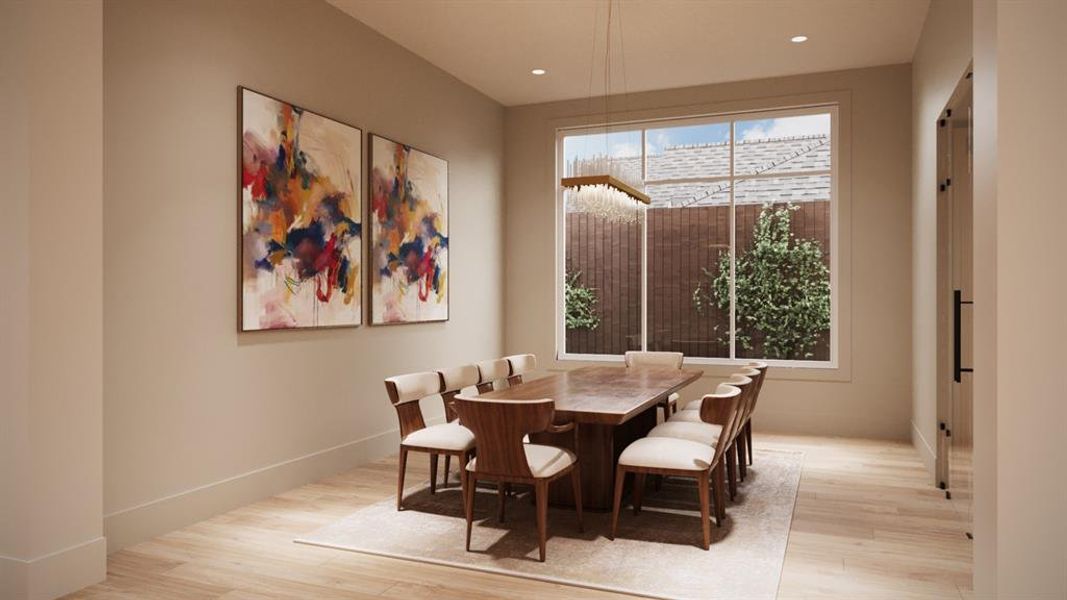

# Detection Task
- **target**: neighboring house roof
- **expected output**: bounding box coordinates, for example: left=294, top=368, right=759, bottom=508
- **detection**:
left=566, top=134, right=831, bottom=208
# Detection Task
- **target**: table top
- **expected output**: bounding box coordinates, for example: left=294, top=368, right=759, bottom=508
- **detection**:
left=478, top=365, right=703, bottom=425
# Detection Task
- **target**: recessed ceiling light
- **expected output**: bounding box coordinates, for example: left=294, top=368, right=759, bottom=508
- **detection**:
left=531, top=68, right=547, bottom=75
left=790, top=35, right=808, bottom=43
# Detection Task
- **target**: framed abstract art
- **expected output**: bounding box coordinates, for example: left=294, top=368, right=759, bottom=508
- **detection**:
left=239, top=87, right=363, bottom=331
left=368, top=134, right=449, bottom=324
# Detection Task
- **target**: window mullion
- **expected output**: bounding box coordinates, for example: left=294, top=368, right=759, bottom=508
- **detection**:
left=729, top=122, right=737, bottom=361
left=640, top=128, right=648, bottom=352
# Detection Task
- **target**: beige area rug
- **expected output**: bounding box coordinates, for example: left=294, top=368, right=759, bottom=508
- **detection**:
left=296, top=449, right=803, bottom=600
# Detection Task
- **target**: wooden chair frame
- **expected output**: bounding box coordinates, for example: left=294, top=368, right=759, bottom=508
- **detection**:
left=475, top=358, right=510, bottom=394
left=743, top=362, right=769, bottom=466
left=610, top=385, right=743, bottom=550
left=730, top=368, right=760, bottom=484
left=386, top=372, right=474, bottom=511
left=504, top=353, right=537, bottom=386
left=436, top=364, right=481, bottom=489
left=624, top=351, right=685, bottom=422
left=454, top=395, right=583, bottom=562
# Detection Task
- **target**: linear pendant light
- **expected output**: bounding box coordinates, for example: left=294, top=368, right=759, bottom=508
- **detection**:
left=560, top=0, right=647, bottom=224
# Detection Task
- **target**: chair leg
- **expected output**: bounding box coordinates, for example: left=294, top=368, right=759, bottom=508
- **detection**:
left=746, top=421, right=754, bottom=465
left=464, top=473, right=476, bottom=552
left=443, top=454, right=452, bottom=488
left=534, top=480, right=548, bottom=562
left=632, top=472, right=646, bottom=515
left=698, top=470, right=711, bottom=550
left=570, top=466, right=584, bottom=533
left=725, top=444, right=738, bottom=500
left=497, top=482, right=507, bottom=523
left=429, top=453, right=439, bottom=495
left=736, top=435, right=747, bottom=481
left=396, top=447, right=409, bottom=511
left=713, top=463, right=726, bottom=525
left=610, top=468, right=626, bottom=540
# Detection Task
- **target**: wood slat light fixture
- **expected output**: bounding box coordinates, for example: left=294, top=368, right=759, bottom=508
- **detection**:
left=559, top=0, right=649, bottom=224
left=560, top=175, right=651, bottom=205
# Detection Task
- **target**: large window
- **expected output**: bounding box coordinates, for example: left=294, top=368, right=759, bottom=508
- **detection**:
left=558, top=106, right=837, bottom=366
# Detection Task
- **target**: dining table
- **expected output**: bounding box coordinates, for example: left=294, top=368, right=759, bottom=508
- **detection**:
left=478, top=365, right=703, bottom=510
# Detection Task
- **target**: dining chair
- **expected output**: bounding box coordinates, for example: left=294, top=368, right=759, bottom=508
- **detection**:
left=624, top=351, right=684, bottom=421
left=385, top=371, right=475, bottom=510
left=437, top=364, right=481, bottom=488
left=475, top=358, right=511, bottom=393
left=610, top=384, right=743, bottom=549
left=668, top=373, right=753, bottom=499
left=743, top=362, right=769, bottom=466
left=504, top=353, right=537, bottom=386
left=453, top=395, right=583, bottom=562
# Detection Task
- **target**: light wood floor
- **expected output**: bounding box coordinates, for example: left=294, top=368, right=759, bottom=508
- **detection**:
left=67, top=434, right=972, bottom=599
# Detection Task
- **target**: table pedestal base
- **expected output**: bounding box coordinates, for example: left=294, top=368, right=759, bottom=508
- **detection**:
left=529, top=406, right=658, bottom=511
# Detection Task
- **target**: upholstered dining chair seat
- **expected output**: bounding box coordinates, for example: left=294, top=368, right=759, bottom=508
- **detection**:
left=618, top=437, right=714, bottom=471
left=466, top=443, right=576, bottom=478
left=402, top=422, right=475, bottom=451
left=647, top=421, right=722, bottom=446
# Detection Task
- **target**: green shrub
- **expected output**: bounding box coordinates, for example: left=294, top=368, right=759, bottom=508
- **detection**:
left=694, top=204, right=830, bottom=360
left=565, top=271, right=600, bottom=330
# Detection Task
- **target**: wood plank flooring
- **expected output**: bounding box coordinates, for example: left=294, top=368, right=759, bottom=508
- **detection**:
left=66, top=434, right=972, bottom=599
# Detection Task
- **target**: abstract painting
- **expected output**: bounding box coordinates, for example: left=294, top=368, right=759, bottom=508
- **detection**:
left=240, top=87, right=362, bottom=331
left=369, top=134, right=449, bottom=324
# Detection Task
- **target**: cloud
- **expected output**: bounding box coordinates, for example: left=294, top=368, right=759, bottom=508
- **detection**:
left=610, top=142, right=642, bottom=157
left=739, top=114, right=830, bottom=142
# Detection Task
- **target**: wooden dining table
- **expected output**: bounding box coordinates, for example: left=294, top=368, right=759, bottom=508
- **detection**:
left=478, top=365, right=703, bottom=510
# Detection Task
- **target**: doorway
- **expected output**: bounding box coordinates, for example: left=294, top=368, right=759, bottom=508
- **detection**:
left=935, top=68, right=973, bottom=536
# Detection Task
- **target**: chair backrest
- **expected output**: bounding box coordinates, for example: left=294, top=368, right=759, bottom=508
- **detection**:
left=504, top=353, right=537, bottom=385
left=697, top=385, right=744, bottom=465
left=384, top=371, right=443, bottom=438
left=741, top=364, right=767, bottom=422
left=712, top=374, right=752, bottom=444
left=624, top=351, right=683, bottom=370
left=438, top=364, right=480, bottom=422
left=453, top=395, right=555, bottom=479
left=747, top=362, right=769, bottom=413
left=475, top=358, right=511, bottom=393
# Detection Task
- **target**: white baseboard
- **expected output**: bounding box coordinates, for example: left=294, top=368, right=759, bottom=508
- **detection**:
left=103, top=423, right=425, bottom=553
left=911, top=420, right=938, bottom=479
left=0, top=536, right=106, bottom=600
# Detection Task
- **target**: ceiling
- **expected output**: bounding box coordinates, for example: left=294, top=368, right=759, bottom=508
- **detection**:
left=328, top=0, right=930, bottom=107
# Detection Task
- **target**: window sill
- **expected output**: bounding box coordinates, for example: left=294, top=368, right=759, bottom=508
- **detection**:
left=554, top=352, right=850, bottom=383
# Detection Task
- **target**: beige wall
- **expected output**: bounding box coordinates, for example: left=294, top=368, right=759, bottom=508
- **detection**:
left=103, top=0, right=504, bottom=551
left=910, top=0, right=973, bottom=476
left=0, top=1, right=106, bottom=598
left=504, top=65, right=913, bottom=439
left=971, top=0, right=998, bottom=591
left=985, top=1, right=1066, bottom=596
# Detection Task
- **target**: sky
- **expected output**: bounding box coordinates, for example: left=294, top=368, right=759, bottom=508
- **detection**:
left=563, top=113, right=830, bottom=162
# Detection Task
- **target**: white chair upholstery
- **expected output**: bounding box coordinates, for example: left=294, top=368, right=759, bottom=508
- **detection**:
left=467, top=443, right=576, bottom=478
left=647, top=421, right=722, bottom=446
left=475, top=358, right=510, bottom=388
left=439, top=364, right=480, bottom=393
left=385, top=371, right=441, bottom=403
left=618, top=437, right=714, bottom=471
left=625, top=351, right=684, bottom=419
left=402, top=422, right=475, bottom=451
left=504, top=353, right=537, bottom=377
left=624, top=351, right=683, bottom=369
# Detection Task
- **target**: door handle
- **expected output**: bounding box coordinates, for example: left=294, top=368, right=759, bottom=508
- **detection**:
left=954, top=289, right=974, bottom=382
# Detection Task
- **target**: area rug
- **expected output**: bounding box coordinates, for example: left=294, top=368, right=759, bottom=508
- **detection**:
left=296, top=449, right=803, bottom=600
